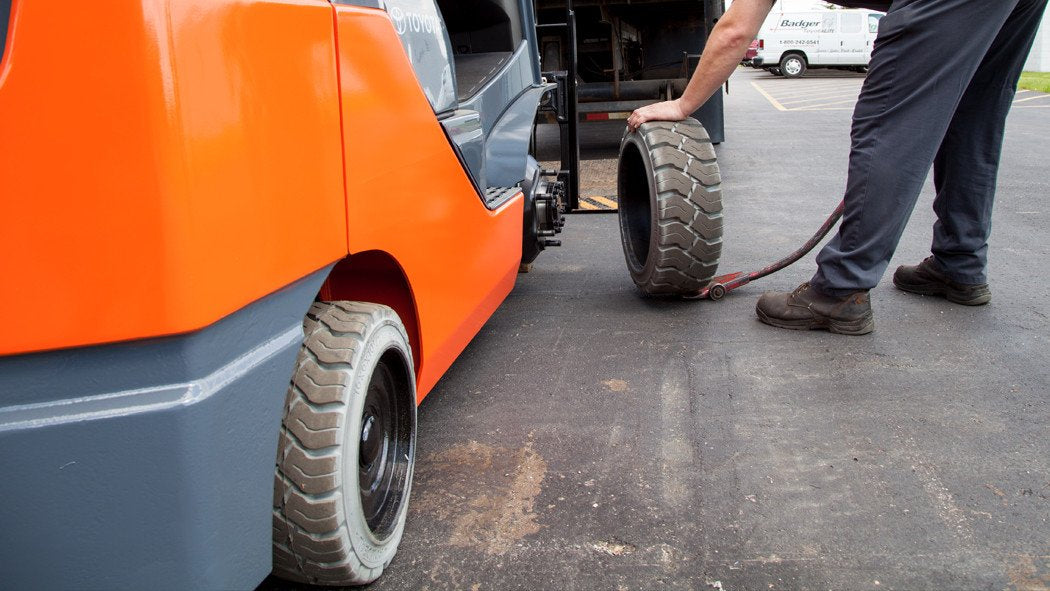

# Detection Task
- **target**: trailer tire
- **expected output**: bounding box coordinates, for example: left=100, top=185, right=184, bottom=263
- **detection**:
left=780, top=53, right=807, bottom=78
left=273, top=301, right=416, bottom=587
left=617, top=119, right=722, bottom=296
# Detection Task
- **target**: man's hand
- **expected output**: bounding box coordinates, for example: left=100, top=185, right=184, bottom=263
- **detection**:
left=627, top=99, right=689, bottom=132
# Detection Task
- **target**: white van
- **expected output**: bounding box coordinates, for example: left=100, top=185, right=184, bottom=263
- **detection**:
left=752, top=9, right=884, bottom=77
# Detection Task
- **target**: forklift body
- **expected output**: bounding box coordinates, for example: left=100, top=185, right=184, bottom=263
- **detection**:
left=0, top=0, right=565, bottom=587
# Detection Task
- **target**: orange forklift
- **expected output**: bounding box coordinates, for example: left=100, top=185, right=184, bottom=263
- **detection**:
left=0, top=0, right=727, bottom=587
left=0, top=0, right=566, bottom=587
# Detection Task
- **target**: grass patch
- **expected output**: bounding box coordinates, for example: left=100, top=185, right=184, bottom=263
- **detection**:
left=1019, top=71, right=1050, bottom=93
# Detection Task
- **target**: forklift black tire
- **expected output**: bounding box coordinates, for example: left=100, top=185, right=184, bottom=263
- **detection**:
left=780, top=53, right=807, bottom=78
left=617, top=118, right=722, bottom=296
left=273, top=301, right=417, bottom=587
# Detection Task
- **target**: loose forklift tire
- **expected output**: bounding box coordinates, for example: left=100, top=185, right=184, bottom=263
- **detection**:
left=617, top=119, right=723, bottom=296
left=273, top=302, right=416, bottom=586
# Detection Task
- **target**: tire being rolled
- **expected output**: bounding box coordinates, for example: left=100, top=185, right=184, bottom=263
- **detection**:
left=617, top=118, right=723, bottom=296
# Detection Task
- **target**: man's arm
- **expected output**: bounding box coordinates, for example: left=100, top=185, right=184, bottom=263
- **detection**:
left=626, top=0, right=776, bottom=131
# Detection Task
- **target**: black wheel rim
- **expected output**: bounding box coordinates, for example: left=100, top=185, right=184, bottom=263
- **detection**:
left=358, top=350, right=412, bottom=540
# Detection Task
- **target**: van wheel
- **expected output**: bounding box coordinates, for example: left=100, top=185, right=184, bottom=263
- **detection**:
left=616, top=119, right=722, bottom=296
left=780, top=54, right=806, bottom=78
left=273, top=302, right=417, bottom=586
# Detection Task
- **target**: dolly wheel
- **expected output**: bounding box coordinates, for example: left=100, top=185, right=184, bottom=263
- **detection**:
left=273, top=302, right=416, bottom=586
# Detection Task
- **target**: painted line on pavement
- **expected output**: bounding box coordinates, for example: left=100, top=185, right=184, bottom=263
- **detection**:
left=751, top=81, right=787, bottom=111
left=795, top=99, right=861, bottom=110
left=577, top=195, right=618, bottom=211
left=1014, top=93, right=1050, bottom=104
left=781, top=94, right=861, bottom=106
left=771, top=86, right=863, bottom=100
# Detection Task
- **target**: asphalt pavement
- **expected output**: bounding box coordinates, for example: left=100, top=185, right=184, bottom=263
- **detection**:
left=276, top=68, right=1050, bottom=590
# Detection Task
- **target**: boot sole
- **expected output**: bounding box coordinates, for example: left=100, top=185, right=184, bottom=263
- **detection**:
left=756, top=307, right=875, bottom=336
left=893, top=279, right=991, bottom=306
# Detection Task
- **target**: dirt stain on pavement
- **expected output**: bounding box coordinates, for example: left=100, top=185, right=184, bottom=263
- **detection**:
left=910, top=459, right=973, bottom=542
left=590, top=540, right=636, bottom=556
left=1007, top=554, right=1050, bottom=591
left=602, top=378, right=629, bottom=392
left=413, top=436, right=547, bottom=555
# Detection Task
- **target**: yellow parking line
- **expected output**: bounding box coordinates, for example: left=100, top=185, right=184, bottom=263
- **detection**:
left=751, top=81, right=787, bottom=111
left=771, top=80, right=862, bottom=87
left=577, top=201, right=598, bottom=210
left=772, top=86, right=863, bottom=99
left=771, top=83, right=847, bottom=91
left=590, top=195, right=618, bottom=208
left=768, top=80, right=848, bottom=87
left=781, top=94, right=861, bottom=106
left=779, top=93, right=862, bottom=105
left=765, top=88, right=848, bottom=99
left=794, top=98, right=860, bottom=110
left=1014, top=93, right=1050, bottom=104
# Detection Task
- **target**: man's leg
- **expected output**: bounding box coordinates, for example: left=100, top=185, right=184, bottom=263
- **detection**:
left=809, top=0, right=1026, bottom=296
left=927, top=0, right=1048, bottom=285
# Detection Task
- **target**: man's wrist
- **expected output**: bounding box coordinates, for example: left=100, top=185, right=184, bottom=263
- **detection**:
left=676, top=96, right=698, bottom=116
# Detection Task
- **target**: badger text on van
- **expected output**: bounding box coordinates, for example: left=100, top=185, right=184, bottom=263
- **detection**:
left=751, top=8, right=885, bottom=77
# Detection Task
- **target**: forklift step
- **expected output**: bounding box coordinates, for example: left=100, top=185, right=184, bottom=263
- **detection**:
left=484, top=186, right=520, bottom=208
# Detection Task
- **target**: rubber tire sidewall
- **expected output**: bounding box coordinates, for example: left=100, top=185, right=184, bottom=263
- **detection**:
left=618, top=132, right=660, bottom=282
left=342, top=319, right=417, bottom=571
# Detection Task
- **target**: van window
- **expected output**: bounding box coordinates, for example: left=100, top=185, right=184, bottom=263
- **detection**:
left=821, top=13, right=836, bottom=33
left=868, top=13, right=883, bottom=33
left=840, top=13, right=861, bottom=34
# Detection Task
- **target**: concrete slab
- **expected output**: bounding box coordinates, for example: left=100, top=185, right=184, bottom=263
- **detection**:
left=266, top=68, right=1050, bottom=590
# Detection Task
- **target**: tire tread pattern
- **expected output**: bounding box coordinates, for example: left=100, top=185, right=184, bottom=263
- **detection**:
left=272, top=301, right=399, bottom=586
left=634, top=119, right=724, bottom=294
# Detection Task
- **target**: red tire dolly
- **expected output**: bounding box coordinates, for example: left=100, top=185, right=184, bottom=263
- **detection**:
left=687, top=200, right=845, bottom=301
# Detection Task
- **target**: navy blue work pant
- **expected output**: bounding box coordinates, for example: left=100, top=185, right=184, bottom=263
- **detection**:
left=810, top=0, right=1049, bottom=295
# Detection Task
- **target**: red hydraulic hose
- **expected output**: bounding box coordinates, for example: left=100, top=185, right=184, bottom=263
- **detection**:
left=687, top=199, right=846, bottom=300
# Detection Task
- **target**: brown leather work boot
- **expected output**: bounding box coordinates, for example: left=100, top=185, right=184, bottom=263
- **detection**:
left=755, top=282, right=875, bottom=335
left=893, top=257, right=991, bottom=306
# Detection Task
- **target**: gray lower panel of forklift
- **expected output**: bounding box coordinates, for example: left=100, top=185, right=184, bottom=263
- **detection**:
left=0, top=266, right=332, bottom=590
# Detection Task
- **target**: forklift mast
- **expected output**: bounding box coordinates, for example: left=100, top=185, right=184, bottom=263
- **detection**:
left=535, top=0, right=726, bottom=147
